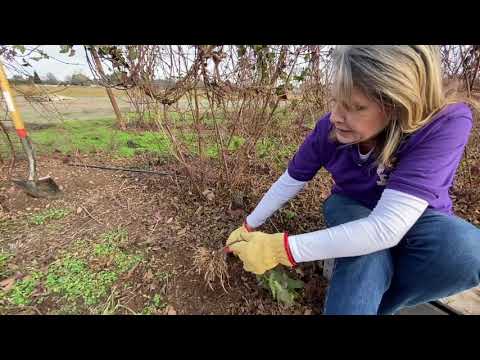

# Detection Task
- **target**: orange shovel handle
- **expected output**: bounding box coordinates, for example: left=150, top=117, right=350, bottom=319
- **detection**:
left=0, top=62, right=28, bottom=138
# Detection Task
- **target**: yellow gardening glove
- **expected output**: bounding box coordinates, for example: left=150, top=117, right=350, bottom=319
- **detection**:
left=226, top=231, right=296, bottom=275
left=225, top=220, right=255, bottom=249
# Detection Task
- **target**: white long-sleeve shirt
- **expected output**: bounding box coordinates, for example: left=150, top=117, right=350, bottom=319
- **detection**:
left=246, top=169, right=428, bottom=263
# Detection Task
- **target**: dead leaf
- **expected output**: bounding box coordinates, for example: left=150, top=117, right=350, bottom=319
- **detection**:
left=177, top=228, right=187, bottom=236
left=76, top=207, right=83, bottom=214
left=166, top=217, right=173, bottom=224
left=7, top=263, right=19, bottom=271
left=202, top=189, right=215, bottom=201
left=123, top=265, right=137, bottom=281
left=166, top=305, right=177, bottom=315
left=143, top=270, right=154, bottom=282
left=0, top=277, right=16, bottom=292
left=153, top=210, right=162, bottom=221
left=471, top=164, right=480, bottom=176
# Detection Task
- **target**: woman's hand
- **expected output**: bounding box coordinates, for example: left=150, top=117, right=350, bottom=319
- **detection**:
left=225, top=221, right=254, bottom=249
left=226, top=230, right=296, bottom=275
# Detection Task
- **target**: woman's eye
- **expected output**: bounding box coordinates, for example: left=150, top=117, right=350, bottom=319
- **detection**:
left=354, top=105, right=366, bottom=111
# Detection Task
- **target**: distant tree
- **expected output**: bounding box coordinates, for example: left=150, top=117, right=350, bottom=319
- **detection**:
left=33, top=71, right=42, bottom=84
left=104, top=70, right=125, bottom=84
left=45, top=72, right=58, bottom=85
left=11, top=74, right=27, bottom=84
left=70, top=72, right=92, bottom=86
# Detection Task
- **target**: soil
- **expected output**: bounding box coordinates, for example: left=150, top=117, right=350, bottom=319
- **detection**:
left=0, top=153, right=330, bottom=315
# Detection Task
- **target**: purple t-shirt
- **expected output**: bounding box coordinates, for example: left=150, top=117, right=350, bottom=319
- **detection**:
left=287, top=103, right=473, bottom=214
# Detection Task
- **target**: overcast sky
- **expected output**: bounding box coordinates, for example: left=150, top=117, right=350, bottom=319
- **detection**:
left=4, top=45, right=93, bottom=81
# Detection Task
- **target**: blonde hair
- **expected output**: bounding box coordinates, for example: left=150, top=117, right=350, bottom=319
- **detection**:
left=330, top=45, right=479, bottom=169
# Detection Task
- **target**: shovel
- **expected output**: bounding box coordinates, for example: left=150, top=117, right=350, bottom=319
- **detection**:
left=0, top=62, right=61, bottom=199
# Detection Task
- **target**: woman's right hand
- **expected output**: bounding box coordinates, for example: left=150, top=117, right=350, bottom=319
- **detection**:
left=243, top=220, right=254, bottom=232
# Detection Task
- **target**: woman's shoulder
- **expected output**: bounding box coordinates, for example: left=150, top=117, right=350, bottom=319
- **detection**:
left=435, top=102, right=473, bottom=123
left=400, top=102, right=473, bottom=152
left=416, top=102, right=473, bottom=137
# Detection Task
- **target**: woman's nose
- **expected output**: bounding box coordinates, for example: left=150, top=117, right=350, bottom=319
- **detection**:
left=332, top=108, right=346, bottom=124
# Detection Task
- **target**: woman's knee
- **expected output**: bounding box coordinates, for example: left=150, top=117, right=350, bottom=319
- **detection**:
left=323, top=194, right=371, bottom=227
left=433, top=217, right=480, bottom=286
left=455, top=226, right=480, bottom=286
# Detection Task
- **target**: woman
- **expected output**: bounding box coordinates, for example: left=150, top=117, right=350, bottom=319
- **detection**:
left=226, top=45, right=480, bottom=315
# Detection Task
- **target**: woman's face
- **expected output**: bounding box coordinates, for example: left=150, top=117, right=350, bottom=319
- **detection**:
left=330, top=87, right=390, bottom=145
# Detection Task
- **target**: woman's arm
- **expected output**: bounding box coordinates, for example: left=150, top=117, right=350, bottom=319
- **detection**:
left=246, top=170, right=306, bottom=228
left=246, top=114, right=334, bottom=228
left=287, top=189, right=428, bottom=262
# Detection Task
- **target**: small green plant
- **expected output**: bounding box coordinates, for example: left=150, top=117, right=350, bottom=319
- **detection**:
left=95, top=229, right=143, bottom=273
left=51, top=303, right=80, bottom=315
left=101, top=228, right=128, bottom=243
left=43, top=229, right=142, bottom=308
left=152, top=294, right=167, bottom=309
left=115, top=253, right=143, bottom=273
left=142, top=294, right=167, bottom=315
left=45, top=255, right=118, bottom=306
left=0, top=252, right=13, bottom=278
left=7, top=272, right=42, bottom=306
left=93, top=242, right=117, bottom=257
left=257, top=268, right=304, bottom=306
left=157, top=271, right=174, bottom=283
left=283, top=209, right=297, bottom=220
left=30, top=208, right=69, bottom=225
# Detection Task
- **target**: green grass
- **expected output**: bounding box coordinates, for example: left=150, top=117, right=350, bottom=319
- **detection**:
left=30, top=118, right=171, bottom=158
left=29, top=208, right=69, bottom=225
left=256, top=138, right=298, bottom=168
left=28, top=116, right=298, bottom=165
left=124, top=110, right=225, bottom=127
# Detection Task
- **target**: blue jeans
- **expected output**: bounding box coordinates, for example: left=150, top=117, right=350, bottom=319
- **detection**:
left=322, top=194, right=480, bottom=315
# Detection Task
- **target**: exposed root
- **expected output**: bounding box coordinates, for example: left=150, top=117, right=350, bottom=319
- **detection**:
left=191, top=246, right=229, bottom=293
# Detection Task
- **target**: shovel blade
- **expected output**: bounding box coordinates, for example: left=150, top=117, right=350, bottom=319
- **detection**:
left=12, top=176, right=62, bottom=199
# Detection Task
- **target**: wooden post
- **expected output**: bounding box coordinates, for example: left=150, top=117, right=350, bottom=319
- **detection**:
left=89, top=47, right=126, bottom=130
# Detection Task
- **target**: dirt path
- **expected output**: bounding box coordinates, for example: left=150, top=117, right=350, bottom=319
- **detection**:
left=6, top=96, right=133, bottom=125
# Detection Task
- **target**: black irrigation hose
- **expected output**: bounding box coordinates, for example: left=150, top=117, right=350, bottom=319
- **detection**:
left=67, top=163, right=173, bottom=176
